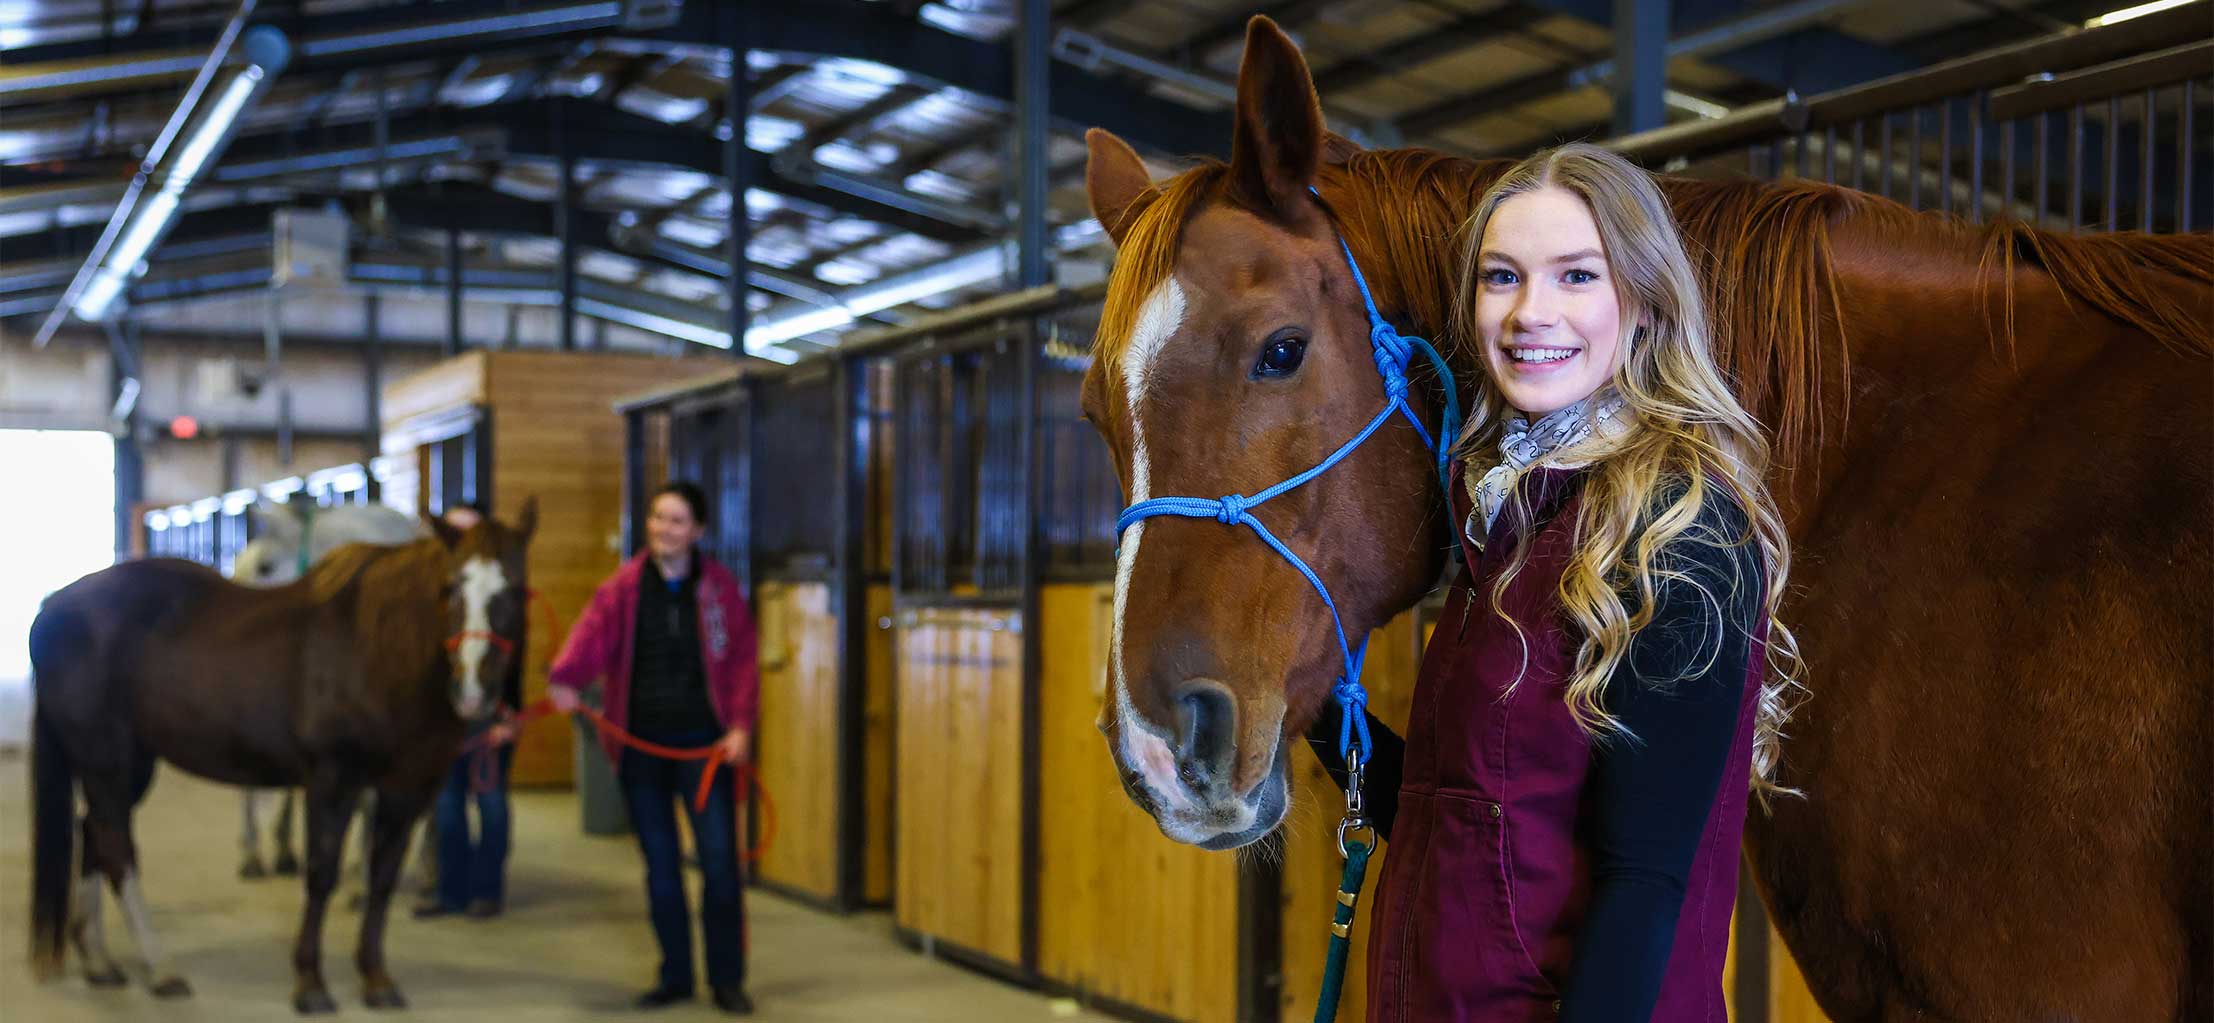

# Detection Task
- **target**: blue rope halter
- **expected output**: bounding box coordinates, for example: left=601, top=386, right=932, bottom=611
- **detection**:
left=1114, top=194, right=1461, bottom=782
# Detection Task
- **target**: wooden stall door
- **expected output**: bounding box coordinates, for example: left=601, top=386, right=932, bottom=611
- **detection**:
left=893, top=605, right=1025, bottom=964
left=754, top=580, right=842, bottom=900
left=1039, top=582, right=1241, bottom=1022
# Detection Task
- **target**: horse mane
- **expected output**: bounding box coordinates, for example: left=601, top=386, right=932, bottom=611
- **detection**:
left=1664, top=178, right=2214, bottom=455
left=302, top=540, right=406, bottom=603
left=1319, top=150, right=2214, bottom=463
left=1098, top=145, right=2212, bottom=465
left=1317, top=148, right=1508, bottom=347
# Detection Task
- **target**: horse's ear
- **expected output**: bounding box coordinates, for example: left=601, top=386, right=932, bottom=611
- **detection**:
left=1321, top=131, right=1362, bottom=166
left=425, top=512, right=462, bottom=549
left=1229, top=15, right=1325, bottom=216
left=1085, top=128, right=1153, bottom=247
left=513, top=496, right=538, bottom=544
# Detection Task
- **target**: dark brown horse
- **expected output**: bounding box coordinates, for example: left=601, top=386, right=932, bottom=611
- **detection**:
left=1088, top=17, right=2210, bottom=1021
left=28, top=500, right=536, bottom=1013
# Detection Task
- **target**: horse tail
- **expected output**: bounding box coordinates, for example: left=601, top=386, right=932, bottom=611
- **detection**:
left=27, top=602, right=79, bottom=981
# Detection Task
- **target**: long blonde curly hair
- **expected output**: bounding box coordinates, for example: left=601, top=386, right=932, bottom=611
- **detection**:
left=1449, top=143, right=1805, bottom=797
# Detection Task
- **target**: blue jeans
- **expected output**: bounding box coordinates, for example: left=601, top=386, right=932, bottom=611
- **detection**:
left=619, top=727, right=746, bottom=992
left=433, top=743, right=513, bottom=909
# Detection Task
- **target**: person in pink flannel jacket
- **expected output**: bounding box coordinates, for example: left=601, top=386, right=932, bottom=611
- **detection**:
left=548, top=480, right=759, bottom=1016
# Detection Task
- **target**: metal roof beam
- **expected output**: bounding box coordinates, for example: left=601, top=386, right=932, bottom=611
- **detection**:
left=508, top=101, right=992, bottom=242
left=0, top=0, right=662, bottom=104
left=11, top=98, right=994, bottom=244
left=1524, top=0, right=1919, bottom=94
left=640, top=0, right=1230, bottom=158
left=1399, top=0, right=1917, bottom=140
left=1314, top=5, right=1569, bottom=96
left=1178, top=0, right=1342, bottom=65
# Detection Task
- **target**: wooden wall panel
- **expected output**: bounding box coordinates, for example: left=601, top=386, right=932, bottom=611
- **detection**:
left=488, top=352, right=704, bottom=788
left=863, top=583, right=895, bottom=905
left=380, top=351, right=703, bottom=788
left=754, top=581, right=842, bottom=899
left=1037, top=583, right=1240, bottom=1022
left=380, top=350, right=486, bottom=430
left=893, top=605, right=1024, bottom=965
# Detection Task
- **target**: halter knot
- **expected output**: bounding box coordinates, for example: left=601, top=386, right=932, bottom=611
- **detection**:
left=1332, top=675, right=1368, bottom=710
left=1215, top=494, right=1249, bottom=525
left=1369, top=326, right=1413, bottom=400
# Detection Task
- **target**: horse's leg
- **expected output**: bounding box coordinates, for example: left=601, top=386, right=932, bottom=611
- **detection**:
left=408, top=811, right=440, bottom=897
left=240, top=790, right=268, bottom=878
left=272, top=789, right=300, bottom=876
left=356, top=788, right=428, bottom=1009
left=292, top=776, right=359, bottom=1015
left=345, top=796, right=375, bottom=912
left=69, top=819, right=125, bottom=987
left=84, top=754, right=190, bottom=997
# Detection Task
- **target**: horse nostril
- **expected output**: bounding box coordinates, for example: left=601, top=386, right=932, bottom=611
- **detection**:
left=1173, top=683, right=1236, bottom=794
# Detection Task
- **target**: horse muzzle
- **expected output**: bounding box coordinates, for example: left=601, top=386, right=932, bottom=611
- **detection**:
left=1105, top=678, right=1289, bottom=849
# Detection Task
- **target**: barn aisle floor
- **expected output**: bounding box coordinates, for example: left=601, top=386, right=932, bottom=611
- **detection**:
left=0, top=731, right=1109, bottom=1021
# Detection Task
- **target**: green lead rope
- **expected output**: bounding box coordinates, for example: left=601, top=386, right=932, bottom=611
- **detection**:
left=294, top=502, right=318, bottom=577
left=1312, top=834, right=1376, bottom=1023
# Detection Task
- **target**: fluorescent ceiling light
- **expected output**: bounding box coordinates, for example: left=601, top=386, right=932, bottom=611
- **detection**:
left=1665, top=90, right=1731, bottom=120
left=750, top=306, right=855, bottom=345
left=166, top=67, right=261, bottom=189
left=107, top=189, right=179, bottom=273
left=2084, top=0, right=2193, bottom=27
left=73, top=269, right=128, bottom=321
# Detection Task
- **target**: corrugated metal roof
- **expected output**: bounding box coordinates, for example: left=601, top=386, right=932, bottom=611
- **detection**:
left=0, top=0, right=2137, bottom=355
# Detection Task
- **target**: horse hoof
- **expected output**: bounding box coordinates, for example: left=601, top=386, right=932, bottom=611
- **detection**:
left=294, top=987, right=337, bottom=1015
left=152, top=976, right=193, bottom=999
left=273, top=854, right=300, bottom=876
left=85, top=968, right=128, bottom=988
left=364, top=983, right=409, bottom=1010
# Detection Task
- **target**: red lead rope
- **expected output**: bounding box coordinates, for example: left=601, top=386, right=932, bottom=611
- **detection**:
left=457, top=591, right=777, bottom=862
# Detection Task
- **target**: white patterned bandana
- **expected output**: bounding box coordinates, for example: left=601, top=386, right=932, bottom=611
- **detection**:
left=1465, top=391, right=1633, bottom=550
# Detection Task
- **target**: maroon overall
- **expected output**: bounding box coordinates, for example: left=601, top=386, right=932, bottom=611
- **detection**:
left=1364, top=463, right=1764, bottom=1022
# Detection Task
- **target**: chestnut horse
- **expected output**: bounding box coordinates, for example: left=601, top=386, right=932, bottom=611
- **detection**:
left=1088, top=17, right=2209, bottom=1022
left=28, top=501, right=536, bottom=1012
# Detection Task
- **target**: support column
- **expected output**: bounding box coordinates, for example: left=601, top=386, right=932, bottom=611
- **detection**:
left=445, top=225, right=464, bottom=356
left=1013, top=0, right=1050, bottom=289
left=363, top=293, right=383, bottom=462
left=1612, top=0, right=1669, bottom=136
left=557, top=104, right=578, bottom=352
left=721, top=1, right=753, bottom=359
left=110, top=322, right=143, bottom=564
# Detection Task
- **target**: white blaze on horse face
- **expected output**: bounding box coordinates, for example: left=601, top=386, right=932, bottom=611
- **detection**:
left=1111, top=277, right=1189, bottom=810
left=456, top=557, right=508, bottom=717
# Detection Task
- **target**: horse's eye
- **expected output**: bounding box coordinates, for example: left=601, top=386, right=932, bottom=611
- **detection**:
left=1253, top=336, right=1306, bottom=378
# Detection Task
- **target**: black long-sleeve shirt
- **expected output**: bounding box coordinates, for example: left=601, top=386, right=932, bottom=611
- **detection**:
left=1307, top=499, right=1760, bottom=1022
